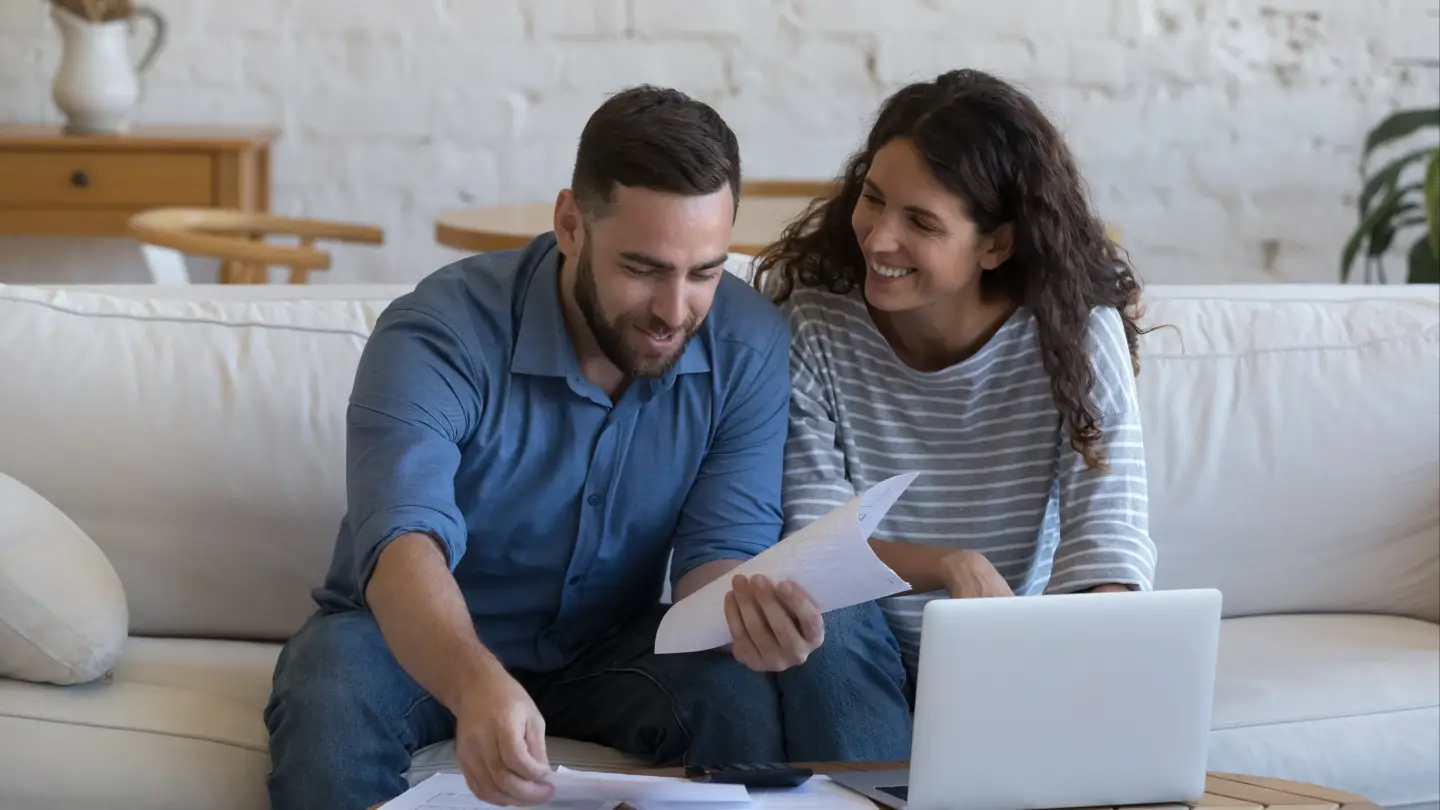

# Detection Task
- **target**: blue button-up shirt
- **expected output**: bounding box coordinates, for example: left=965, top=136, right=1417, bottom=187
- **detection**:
left=314, top=233, right=791, bottom=673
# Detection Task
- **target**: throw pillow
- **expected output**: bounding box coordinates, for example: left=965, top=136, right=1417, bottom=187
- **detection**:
left=0, top=471, right=128, bottom=685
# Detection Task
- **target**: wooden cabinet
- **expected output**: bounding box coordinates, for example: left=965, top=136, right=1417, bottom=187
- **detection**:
left=0, top=125, right=276, bottom=238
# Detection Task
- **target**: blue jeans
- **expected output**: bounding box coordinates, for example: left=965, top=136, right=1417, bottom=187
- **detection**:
left=264, top=601, right=912, bottom=810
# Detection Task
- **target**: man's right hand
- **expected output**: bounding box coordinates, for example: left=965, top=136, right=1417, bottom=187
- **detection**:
left=453, top=672, right=555, bottom=806
left=939, top=549, right=1014, bottom=599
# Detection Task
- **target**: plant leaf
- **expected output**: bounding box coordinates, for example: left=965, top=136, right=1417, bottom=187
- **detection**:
left=1359, top=147, right=1434, bottom=216
left=1341, top=182, right=1422, bottom=281
left=1408, top=238, right=1440, bottom=283
left=1424, top=149, right=1440, bottom=257
left=1363, top=108, right=1440, bottom=164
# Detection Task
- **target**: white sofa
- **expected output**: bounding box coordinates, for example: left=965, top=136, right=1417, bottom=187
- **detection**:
left=0, top=279, right=1436, bottom=810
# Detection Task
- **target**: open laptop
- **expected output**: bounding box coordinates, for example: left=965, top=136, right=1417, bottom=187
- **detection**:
left=831, top=588, right=1222, bottom=810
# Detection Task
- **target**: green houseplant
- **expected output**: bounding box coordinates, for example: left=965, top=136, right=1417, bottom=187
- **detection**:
left=1341, top=106, right=1440, bottom=284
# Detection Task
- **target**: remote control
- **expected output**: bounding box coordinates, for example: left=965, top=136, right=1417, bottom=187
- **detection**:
left=684, top=763, right=813, bottom=788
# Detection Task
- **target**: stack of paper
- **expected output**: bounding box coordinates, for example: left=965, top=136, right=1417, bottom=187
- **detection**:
left=631, top=775, right=879, bottom=809
left=380, top=768, right=748, bottom=809
left=655, top=472, right=920, bottom=654
left=380, top=770, right=877, bottom=809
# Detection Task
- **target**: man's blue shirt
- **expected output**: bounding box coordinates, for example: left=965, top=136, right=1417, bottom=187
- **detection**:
left=314, top=233, right=791, bottom=673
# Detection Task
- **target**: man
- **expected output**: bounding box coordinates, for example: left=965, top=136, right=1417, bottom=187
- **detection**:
left=263, top=85, right=913, bottom=810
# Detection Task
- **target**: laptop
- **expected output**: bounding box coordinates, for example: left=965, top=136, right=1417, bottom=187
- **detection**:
left=831, top=588, right=1222, bottom=810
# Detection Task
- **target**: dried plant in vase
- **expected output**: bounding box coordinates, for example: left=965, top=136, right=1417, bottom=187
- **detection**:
left=45, top=0, right=166, bottom=133
left=47, top=0, right=135, bottom=23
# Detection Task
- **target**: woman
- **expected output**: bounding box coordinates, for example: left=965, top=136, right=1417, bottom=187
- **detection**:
left=753, top=69, right=1158, bottom=679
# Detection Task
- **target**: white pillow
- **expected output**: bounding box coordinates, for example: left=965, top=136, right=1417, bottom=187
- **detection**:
left=0, top=471, right=128, bottom=684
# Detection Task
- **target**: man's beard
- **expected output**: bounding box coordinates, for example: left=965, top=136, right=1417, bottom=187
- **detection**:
left=574, top=243, right=697, bottom=379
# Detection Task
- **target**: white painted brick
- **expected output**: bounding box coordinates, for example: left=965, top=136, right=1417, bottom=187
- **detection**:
left=436, top=0, right=528, bottom=40
left=432, top=89, right=525, bottom=143
left=202, top=0, right=291, bottom=33
left=559, top=42, right=728, bottom=94
left=241, top=33, right=410, bottom=93
left=291, top=0, right=448, bottom=36
left=4, top=0, right=1439, bottom=289
left=152, top=32, right=243, bottom=86
left=790, top=0, right=947, bottom=34
left=730, top=39, right=876, bottom=97
left=632, top=0, right=781, bottom=37
left=494, top=139, right=579, bottom=203
left=425, top=41, right=563, bottom=93
left=294, top=90, right=438, bottom=139
left=529, top=0, right=627, bottom=38
left=512, top=91, right=601, bottom=145
left=0, top=2, right=45, bottom=33
left=267, top=137, right=352, bottom=188
left=874, top=38, right=1036, bottom=87
left=0, top=35, right=40, bottom=78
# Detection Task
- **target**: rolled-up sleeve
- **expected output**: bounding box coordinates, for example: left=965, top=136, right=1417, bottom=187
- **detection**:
left=331, top=305, right=482, bottom=607
left=1046, top=308, right=1157, bottom=594
left=668, top=316, right=791, bottom=589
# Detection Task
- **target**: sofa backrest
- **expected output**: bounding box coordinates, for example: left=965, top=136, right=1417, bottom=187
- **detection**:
left=0, top=281, right=1435, bottom=640
left=1134, top=285, right=1438, bottom=622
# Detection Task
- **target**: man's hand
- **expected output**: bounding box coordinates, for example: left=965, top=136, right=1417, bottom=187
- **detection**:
left=452, top=672, right=554, bottom=807
left=723, top=574, right=825, bottom=672
left=938, top=549, right=1014, bottom=599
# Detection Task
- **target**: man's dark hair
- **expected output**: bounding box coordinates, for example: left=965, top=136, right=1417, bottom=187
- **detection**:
left=571, top=85, right=741, bottom=220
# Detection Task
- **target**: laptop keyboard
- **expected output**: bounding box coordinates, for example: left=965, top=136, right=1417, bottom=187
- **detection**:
left=879, top=785, right=909, bottom=799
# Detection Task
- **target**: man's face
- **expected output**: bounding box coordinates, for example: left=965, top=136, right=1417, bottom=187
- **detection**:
left=570, top=184, right=735, bottom=378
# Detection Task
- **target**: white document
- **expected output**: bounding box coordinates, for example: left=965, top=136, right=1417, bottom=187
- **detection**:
left=655, top=472, right=919, bottom=654
left=632, top=775, right=879, bottom=810
left=379, top=769, right=749, bottom=809
left=546, top=768, right=749, bottom=802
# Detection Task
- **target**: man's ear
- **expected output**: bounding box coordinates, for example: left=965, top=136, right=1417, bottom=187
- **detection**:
left=553, top=189, right=584, bottom=257
left=979, top=222, right=1015, bottom=271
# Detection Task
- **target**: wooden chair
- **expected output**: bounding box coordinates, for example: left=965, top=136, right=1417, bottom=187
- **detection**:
left=741, top=179, right=839, bottom=199
left=127, top=207, right=385, bottom=284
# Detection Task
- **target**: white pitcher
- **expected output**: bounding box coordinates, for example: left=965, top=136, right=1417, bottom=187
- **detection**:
left=50, top=3, right=166, bottom=134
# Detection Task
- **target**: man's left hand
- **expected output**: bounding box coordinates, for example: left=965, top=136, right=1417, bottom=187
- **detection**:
left=723, top=574, right=825, bottom=672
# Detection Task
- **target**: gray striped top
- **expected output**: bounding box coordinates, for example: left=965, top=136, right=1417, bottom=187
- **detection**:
left=778, top=286, right=1157, bottom=676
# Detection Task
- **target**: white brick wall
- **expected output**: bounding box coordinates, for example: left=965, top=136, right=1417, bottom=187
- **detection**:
left=1, top=0, right=1436, bottom=284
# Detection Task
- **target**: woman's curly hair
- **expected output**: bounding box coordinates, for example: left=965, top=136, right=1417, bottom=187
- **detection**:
left=752, top=69, right=1150, bottom=471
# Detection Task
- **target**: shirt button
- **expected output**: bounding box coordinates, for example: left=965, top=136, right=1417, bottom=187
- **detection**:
left=587, top=494, right=601, bottom=506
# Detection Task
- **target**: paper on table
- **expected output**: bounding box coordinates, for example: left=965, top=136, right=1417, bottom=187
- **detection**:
left=378, top=769, right=749, bottom=809
left=655, top=472, right=919, bottom=654
left=630, top=775, right=879, bottom=810
left=547, top=768, right=750, bottom=803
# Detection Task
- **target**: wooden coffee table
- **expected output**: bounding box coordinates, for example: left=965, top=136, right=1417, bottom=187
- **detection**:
left=633, top=762, right=1381, bottom=809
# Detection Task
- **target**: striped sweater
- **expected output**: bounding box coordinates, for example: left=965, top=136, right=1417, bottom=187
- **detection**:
left=779, top=286, right=1157, bottom=676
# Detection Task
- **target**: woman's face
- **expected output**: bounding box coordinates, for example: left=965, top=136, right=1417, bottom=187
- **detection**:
left=851, top=137, right=1011, bottom=313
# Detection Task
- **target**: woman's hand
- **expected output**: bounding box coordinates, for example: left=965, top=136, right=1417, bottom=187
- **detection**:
left=938, top=549, right=1014, bottom=599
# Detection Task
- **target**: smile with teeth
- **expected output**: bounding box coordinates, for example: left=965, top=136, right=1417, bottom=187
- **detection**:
left=638, top=327, right=678, bottom=345
left=869, top=260, right=917, bottom=279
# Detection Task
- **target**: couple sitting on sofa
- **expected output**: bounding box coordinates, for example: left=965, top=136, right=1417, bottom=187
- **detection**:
left=263, top=69, right=1158, bottom=810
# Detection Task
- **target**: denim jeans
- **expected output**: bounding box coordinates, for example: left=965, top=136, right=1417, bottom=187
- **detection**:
left=264, top=601, right=912, bottom=810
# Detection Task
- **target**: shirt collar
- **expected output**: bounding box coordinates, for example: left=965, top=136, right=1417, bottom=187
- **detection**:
left=510, top=234, right=713, bottom=386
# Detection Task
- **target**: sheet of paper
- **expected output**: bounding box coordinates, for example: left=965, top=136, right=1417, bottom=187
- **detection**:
left=379, top=770, right=749, bottom=809
left=631, top=775, right=878, bottom=810
left=655, top=472, right=919, bottom=654
left=548, top=768, right=750, bottom=802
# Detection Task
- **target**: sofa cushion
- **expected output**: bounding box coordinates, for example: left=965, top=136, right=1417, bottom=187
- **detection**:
left=0, top=284, right=401, bottom=641
left=1208, top=613, right=1440, bottom=808
left=1136, top=286, right=1440, bottom=622
left=0, top=636, right=647, bottom=810
left=0, top=471, right=128, bottom=685
left=0, top=637, right=276, bottom=810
